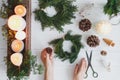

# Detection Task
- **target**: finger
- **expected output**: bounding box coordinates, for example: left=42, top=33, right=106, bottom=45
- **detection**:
left=84, top=59, right=88, bottom=71
left=78, top=58, right=87, bottom=73
left=74, top=64, right=79, bottom=75
left=41, top=49, right=47, bottom=59
left=50, top=52, right=53, bottom=60
left=41, top=49, right=47, bottom=65
left=46, top=53, right=50, bottom=62
left=82, top=58, right=87, bottom=72
left=46, top=53, right=51, bottom=65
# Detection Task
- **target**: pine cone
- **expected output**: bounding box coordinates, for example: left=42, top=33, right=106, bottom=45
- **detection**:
left=87, top=35, right=100, bottom=47
left=101, top=50, right=107, bottom=56
left=79, top=19, right=91, bottom=32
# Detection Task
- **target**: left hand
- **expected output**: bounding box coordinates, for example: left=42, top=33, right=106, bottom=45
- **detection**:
left=73, top=58, right=87, bottom=80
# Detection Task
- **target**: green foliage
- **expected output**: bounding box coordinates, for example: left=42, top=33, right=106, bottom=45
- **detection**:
left=7, top=50, right=31, bottom=80
left=7, top=0, right=23, bottom=16
left=7, top=51, right=43, bottom=80
left=30, top=54, right=44, bottom=75
left=1, top=24, right=8, bottom=40
left=104, top=0, right=120, bottom=17
left=0, top=0, right=23, bottom=19
left=34, top=0, right=77, bottom=32
left=0, top=0, right=8, bottom=18
left=19, top=0, right=23, bottom=2
left=8, top=71, right=29, bottom=80
left=49, top=31, right=83, bottom=63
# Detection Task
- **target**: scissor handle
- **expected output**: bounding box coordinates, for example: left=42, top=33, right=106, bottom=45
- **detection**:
left=92, top=72, right=98, bottom=78
left=84, top=72, right=88, bottom=78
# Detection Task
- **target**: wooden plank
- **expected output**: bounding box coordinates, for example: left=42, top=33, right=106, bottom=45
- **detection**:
left=24, top=0, right=31, bottom=52
left=7, top=0, right=31, bottom=78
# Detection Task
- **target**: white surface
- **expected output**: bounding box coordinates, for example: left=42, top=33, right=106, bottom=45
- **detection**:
left=1, top=0, right=120, bottom=80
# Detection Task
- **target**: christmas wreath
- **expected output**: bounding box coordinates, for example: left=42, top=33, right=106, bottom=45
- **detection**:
left=34, top=0, right=77, bottom=32
left=49, top=31, right=83, bottom=63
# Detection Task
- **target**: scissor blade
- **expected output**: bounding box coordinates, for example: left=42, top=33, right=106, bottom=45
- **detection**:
left=85, top=64, right=89, bottom=73
left=86, top=51, right=91, bottom=62
left=86, top=51, right=92, bottom=66
left=90, top=51, right=92, bottom=61
left=86, top=51, right=89, bottom=60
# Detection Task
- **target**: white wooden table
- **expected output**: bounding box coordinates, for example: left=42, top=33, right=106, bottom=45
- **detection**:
left=1, top=0, right=120, bottom=80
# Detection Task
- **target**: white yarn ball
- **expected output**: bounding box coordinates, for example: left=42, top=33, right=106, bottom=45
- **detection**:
left=95, top=21, right=112, bottom=35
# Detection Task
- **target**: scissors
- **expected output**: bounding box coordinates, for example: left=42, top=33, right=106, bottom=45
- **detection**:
left=84, top=51, right=98, bottom=78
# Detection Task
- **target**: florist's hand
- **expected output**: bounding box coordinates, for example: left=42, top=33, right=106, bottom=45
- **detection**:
left=41, top=47, right=53, bottom=68
left=73, top=58, right=87, bottom=80
left=41, top=47, right=53, bottom=80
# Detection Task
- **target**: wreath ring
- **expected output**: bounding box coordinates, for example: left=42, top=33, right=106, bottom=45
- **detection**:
left=34, top=0, right=77, bottom=32
left=49, top=31, right=83, bottom=63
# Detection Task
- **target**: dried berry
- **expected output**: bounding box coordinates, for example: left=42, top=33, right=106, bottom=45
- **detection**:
left=79, top=19, right=91, bottom=32
left=87, top=35, right=100, bottom=47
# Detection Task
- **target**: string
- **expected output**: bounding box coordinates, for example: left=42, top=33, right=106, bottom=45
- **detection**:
left=111, top=20, right=120, bottom=25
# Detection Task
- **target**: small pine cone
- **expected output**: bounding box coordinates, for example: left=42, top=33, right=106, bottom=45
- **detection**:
left=79, top=19, right=91, bottom=32
left=87, top=35, right=100, bottom=47
left=101, top=50, right=107, bottom=56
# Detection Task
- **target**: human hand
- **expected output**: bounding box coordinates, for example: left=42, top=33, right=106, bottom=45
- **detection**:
left=41, top=47, right=53, bottom=68
left=41, top=47, right=53, bottom=80
left=73, top=58, right=87, bottom=80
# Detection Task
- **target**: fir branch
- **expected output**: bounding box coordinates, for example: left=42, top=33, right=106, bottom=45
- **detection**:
left=1, top=24, right=8, bottom=40
left=0, top=0, right=8, bottom=18
left=34, top=0, right=77, bottom=32
left=30, top=54, right=44, bottom=75
left=7, top=51, right=31, bottom=80
left=49, top=31, right=83, bottom=63
left=7, top=51, right=44, bottom=80
left=104, top=0, right=120, bottom=17
left=37, top=65, right=44, bottom=74
left=0, top=0, right=23, bottom=19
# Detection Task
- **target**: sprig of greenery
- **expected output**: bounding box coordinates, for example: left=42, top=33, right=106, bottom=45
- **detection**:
left=0, top=0, right=23, bottom=19
left=7, top=51, right=43, bottom=80
left=0, top=0, right=8, bottom=18
left=49, top=31, right=83, bottom=63
left=8, top=71, right=29, bottom=80
left=0, top=0, right=24, bottom=19
left=34, top=0, right=77, bottom=32
left=1, top=24, right=8, bottom=40
left=104, top=0, right=120, bottom=17
left=19, top=0, right=23, bottom=2
left=30, top=53, right=44, bottom=75
left=7, top=50, right=30, bottom=80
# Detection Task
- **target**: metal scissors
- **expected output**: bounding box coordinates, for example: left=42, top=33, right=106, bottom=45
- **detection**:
left=84, top=51, right=98, bottom=78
